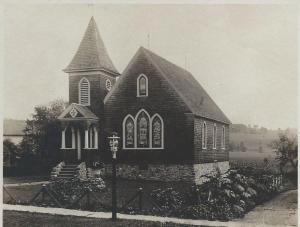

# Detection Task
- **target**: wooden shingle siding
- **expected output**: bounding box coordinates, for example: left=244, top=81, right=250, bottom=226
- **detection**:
left=193, top=117, right=229, bottom=163
left=104, top=52, right=194, bottom=164
left=69, top=73, right=116, bottom=116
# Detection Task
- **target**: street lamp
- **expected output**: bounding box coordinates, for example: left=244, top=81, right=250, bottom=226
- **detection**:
left=108, top=132, right=120, bottom=221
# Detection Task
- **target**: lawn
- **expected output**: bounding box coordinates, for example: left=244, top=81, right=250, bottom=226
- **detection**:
left=3, top=178, right=191, bottom=211
left=4, top=175, right=50, bottom=184
left=3, top=211, right=202, bottom=227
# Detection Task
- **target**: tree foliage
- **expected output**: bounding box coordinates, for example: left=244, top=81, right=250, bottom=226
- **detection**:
left=271, top=133, right=298, bottom=173
left=20, top=99, right=67, bottom=162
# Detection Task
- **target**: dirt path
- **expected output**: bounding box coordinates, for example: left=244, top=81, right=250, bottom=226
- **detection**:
left=236, top=190, right=297, bottom=227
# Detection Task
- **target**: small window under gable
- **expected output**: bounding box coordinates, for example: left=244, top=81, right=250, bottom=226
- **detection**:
left=137, top=74, right=148, bottom=97
left=79, top=77, right=90, bottom=106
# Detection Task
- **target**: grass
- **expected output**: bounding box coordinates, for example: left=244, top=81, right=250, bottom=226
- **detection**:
left=3, top=179, right=191, bottom=211
left=3, top=211, right=206, bottom=227
left=4, top=175, right=50, bottom=184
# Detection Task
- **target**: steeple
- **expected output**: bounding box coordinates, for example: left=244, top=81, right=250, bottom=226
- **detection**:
left=64, top=17, right=119, bottom=76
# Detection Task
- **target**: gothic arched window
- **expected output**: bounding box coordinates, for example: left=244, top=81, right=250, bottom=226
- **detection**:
left=213, top=124, right=217, bottom=149
left=123, top=115, right=135, bottom=148
left=202, top=121, right=207, bottom=149
left=79, top=77, right=90, bottom=106
left=136, top=110, right=150, bottom=148
left=151, top=114, right=164, bottom=148
left=221, top=126, right=226, bottom=149
left=137, top=74, right=148, bottom=97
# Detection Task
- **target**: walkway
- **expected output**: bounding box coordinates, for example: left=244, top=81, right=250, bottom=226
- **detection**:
left=3, top=197, right=296, bottom=227
left=234, top=189, right=297, bottom=227
left=4, top=181, right=49, bottom=187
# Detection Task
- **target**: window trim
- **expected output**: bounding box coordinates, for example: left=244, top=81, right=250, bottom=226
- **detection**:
left=105, top=79, right=112, bottom=91
left=137, top=74, right=148, bottom=97
left=202, top=121, right=207, bottom=149
left=221, top=126, right=226, bottom=149
left=213, top=123, right=217, bottom=149
left=122, top=109, right=164, bottom=150
left=78, top=77, right=90, bottom=106
left=150, top=114, right=164, bottom=149
left=122, top=114, right=135, bottom=149
left=135, top=109, right=151, bottom=148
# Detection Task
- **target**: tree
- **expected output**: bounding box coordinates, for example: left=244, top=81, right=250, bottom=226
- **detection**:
left=20, top=99, right=67, bottom=163
left=3, top=139, right=20, bottom=167
left=271, top=133, right=298, bottom=174
left=240, top=142, right=247, bottom=152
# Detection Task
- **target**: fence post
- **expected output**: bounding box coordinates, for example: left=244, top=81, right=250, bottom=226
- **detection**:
left=138, top=187, right=143, bottom=211
left=87, top=189, right=90, bottom=208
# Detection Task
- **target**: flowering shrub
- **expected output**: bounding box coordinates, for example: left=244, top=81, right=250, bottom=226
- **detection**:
left=47, top=177, right=106, bottom=206
left=147, top=167, right=280, bottom=221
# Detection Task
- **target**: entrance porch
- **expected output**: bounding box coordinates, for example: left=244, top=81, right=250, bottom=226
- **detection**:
left=58, top=103, right=100, bottom=164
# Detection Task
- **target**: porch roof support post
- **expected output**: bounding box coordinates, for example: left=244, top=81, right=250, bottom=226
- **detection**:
left=89, top=127, right=93, bottom=148
left=61, top=129, right=66, bottom=149
left=71, top=127, right=76, bottom=149
left=85, top=129, right=89, bottom=149
left=94, top=127, right=98, bottom=149
left=77, top=128, right=81, bottom=160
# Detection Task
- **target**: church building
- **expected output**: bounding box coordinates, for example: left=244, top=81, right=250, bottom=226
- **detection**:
left=57, top=17, right=231, bottom=184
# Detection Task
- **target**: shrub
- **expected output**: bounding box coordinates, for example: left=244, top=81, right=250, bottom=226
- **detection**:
left=47, top=177, right=106, bottom=206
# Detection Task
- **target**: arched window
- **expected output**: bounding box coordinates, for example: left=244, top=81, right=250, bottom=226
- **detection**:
left=123, top=115, right=135, bottom=148
left=137, top=74, right=148, bottom=97
left=213, top=124, right=217, bottom=149
left=136, top=109, right=150, bottom=148
left=221, top=126, right=226, bottom=149
left=151, top=114, right=164, bottom=148
left=79, top=77, right=90, bottom=105
left=202, top=121, right=207, bottom=149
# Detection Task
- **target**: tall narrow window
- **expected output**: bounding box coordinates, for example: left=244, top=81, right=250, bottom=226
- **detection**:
left=213, top=124, right=217, bottom=149
left=79, top=78, right=90, bottom=105
left=136, top=110, right=150, bottom=148
left=137, top=74, right=148, bottom=97
left=221, top=126, right=226, bottom=149
left=202, top=122, right=207, bottom=149
left=123, top=115, right=135, bottom=148
left=151, top=114, right=164, bottom=148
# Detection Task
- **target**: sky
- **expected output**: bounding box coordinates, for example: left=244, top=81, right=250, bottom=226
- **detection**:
left=2, top=4, right=298, bottom=129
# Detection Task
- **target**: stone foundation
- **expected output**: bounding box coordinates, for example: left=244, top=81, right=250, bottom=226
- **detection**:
left=101, top=161, right=230, bottom=184
left=103, top=164, right=195, bottom=182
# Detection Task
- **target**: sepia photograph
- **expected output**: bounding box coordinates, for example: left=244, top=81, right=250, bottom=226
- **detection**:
left=1, top=2, right=298, bottom=226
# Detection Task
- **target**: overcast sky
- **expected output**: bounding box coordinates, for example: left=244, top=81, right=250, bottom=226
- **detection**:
left=3, top=4, right=297, bottom=129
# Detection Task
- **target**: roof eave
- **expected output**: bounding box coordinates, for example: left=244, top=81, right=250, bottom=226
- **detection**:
left=63, top=67, right=120, bottom=76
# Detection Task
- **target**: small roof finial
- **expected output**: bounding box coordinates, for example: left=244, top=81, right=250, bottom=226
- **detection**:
left=147, top=33, right=150, bottom=49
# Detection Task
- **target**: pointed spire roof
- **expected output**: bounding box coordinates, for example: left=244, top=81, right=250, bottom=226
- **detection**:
left=64, top=17, right=119, bottom=75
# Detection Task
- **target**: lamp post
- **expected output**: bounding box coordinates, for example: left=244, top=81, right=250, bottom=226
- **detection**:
left=108, top=133, right=120, bottom=222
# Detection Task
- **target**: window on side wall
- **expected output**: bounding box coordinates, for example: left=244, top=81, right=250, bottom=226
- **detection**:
left=202, top=121, right=207, bottom=149
left=213, top=124, right=217, bottom=149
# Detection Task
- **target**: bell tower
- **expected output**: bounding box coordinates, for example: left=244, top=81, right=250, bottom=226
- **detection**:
left=63, top=17, right=120, bottom=117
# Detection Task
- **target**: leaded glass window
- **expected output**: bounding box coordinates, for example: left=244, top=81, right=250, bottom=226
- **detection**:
left=137, top=111, right=150, bottom=147
left=152, top=115, right=163, bottom=148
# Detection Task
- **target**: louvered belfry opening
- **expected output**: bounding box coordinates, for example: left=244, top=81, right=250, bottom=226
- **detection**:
left=79, top=78, right=90, bottom=105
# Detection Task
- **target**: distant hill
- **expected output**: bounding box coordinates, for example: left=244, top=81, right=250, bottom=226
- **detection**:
left=229, top=124, right=297, bottom=153
left=3, top=119, right=26, bottom=136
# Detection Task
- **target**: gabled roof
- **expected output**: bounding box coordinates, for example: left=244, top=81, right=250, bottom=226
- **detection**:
left=64, top=17, right=119, bottom=76
left=58, top=103, right=98, bottom=121
left=105, top=47, right=230, bottom=124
